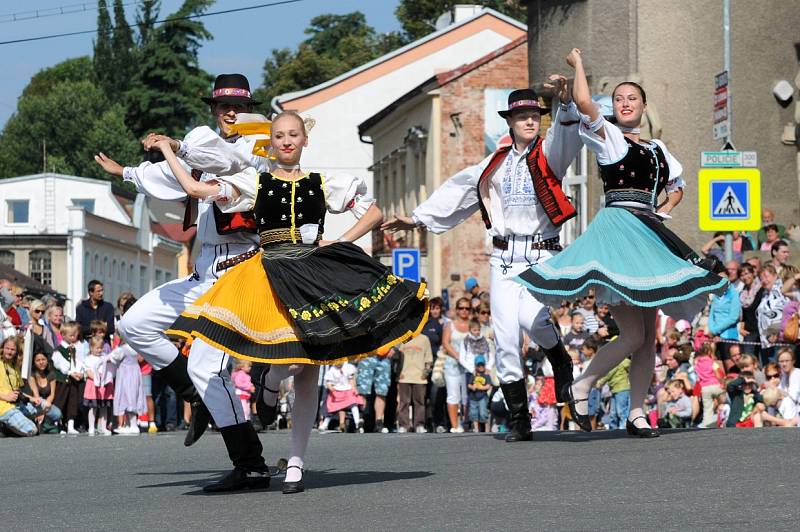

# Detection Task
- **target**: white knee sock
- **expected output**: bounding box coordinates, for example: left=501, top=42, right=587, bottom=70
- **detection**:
left=88, top=408, right=97, bottom=431
left=287, top=365, right=320, bottom=483
left=262, top=364, right=302, bottom=406
left=97, top=407, right=107, bottom=432
left=351, top=405, right=361, bottom=426
left=572, top=306, right=645, bottom=415
left=628, top=309, right=657, bottom=428
left=127, top=412, right=138, bottom=428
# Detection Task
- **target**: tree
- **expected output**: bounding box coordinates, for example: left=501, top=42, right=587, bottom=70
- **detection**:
left=93, top=0, right=115, bottom=95
left=395, top=1, right=526, bottom=42
left=136, top=0, right=161, bottom=47
left=111, top=0, right=136, bottom=91
left=253, top=12, right=406, bottom=112
left=22, top=57, right=93, bottom=99
left=0, top=79, right=139, bottom=181
left=124, top=0, right=214, bottom=137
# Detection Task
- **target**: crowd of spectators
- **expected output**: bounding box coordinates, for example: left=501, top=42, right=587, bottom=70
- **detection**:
left=2, top=207, right=800, bottom=438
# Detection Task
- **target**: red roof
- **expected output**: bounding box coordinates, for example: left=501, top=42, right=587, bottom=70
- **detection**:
left=435, top=35, right=526, bottom=86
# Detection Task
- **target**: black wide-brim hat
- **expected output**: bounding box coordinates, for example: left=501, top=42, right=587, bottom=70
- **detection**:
left=202, top=73, right=261, bottom=106
left=498, top=88, right=550, bottom=118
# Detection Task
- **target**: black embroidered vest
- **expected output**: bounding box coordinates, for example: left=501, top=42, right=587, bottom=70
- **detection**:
left=254, top=172, right=327, bottom=244
left=598, top=137, right=670, bottom=205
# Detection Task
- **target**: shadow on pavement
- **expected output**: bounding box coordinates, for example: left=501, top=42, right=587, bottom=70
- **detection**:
left=491, top=427, right=703, bottom=442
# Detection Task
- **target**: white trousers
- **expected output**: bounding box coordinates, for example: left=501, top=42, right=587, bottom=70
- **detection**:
left=489, top=237, right=559, bottom=384
left=117, top=242, right=254, bottom=428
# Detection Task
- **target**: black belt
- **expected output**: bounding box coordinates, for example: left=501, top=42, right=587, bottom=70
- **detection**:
left=215, top=249, right=259, bottom=272
left=492, top=236, right=562, bottom=251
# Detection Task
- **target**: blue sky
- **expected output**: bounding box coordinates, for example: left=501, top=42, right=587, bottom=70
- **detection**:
left=0, top=0, right=403, bottom=127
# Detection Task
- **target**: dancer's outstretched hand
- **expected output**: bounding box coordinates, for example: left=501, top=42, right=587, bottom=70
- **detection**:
left=94, top=152, right=123, bottom=176
left=544, top=74, right=570, bottom=103
left=142, top=133, right=179, bottom=152
left=566, top=48, right=582, bottom=68
left=380, top=215, right=416, bottom=233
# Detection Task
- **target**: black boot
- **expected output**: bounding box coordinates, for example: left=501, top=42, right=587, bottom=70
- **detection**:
left=152, top=355, right=211, bottom=447
left=255, top=365, right=279, bottom=427
left=542, top=340, right=574, bottom=403
left=203, top=423, right=270, bottom=493
left=500, top=380, right=532, bottom=442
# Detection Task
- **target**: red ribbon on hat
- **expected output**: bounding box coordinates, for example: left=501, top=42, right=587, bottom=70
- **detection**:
left=213, top=88, right=251, bottom=98
left=509, top=99, right=541, bottom=110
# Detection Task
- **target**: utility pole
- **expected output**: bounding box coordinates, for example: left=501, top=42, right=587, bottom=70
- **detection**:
left=42, top=137, right=47, bottom=173
left=722, top=0, right=733, bottom=261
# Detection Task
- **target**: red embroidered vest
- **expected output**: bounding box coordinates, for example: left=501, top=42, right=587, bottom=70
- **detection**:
left=477, top=138, right=576, bottom=229
left=183, top=169, right=257, bottom=234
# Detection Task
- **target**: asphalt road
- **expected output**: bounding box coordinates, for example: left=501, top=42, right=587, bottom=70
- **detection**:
left=2, top=427, right=798, bottom=531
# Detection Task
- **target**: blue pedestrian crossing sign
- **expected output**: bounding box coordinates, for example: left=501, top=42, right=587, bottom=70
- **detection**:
left=698, top=168, right=761, bottom=231
left=392, top=248, right=421, bottom=283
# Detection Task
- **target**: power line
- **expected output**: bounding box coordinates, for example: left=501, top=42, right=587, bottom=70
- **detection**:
left=0, top=2, right=146, bottom=24
left=0, top=0, right=305, bottom=45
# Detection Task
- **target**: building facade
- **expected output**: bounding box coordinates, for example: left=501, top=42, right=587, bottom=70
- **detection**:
left=274, top=7, right=528, bottom=251
left=359, top=36, right=589, bottom=307
left=526, top=0, right=800, bottom=247
left=0, top=174, right=182, bottom=315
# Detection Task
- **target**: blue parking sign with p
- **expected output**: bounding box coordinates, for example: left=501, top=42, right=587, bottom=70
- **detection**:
left=392, top=248, right=420, bottom=283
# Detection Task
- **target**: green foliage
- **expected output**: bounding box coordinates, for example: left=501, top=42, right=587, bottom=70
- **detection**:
left=253, top=12, right=406, bottom=112
left=111, top=0, right=137, bottom=90
left=395, top=1, right=526, bottom=42
left=0, top=80, right=139, bottom=181
left=22, top=57, right=93, bottom=99
left=135, top=0, right=161, bottom=47
left=93, top=0, right=115, bottom=94
left=124, top=0, right=214, bottom=137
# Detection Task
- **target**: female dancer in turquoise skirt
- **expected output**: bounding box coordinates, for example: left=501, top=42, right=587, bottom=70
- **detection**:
left=516, top=49, right=727, bottom=437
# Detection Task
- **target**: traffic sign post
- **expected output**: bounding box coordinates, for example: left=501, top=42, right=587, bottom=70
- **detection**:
left=713, top=70, right=730, bottom=140
left=392, top=248, right=421, bottom=283
left=698, top=168, right=761, bottom=232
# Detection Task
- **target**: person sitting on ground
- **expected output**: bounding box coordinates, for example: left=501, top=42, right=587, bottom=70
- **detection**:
left=659, top=379, right=693, bottom=428
left=726, top=371, right=764, bottom=428
left=529, top=374, right=558, bottom=431
left=22, top=350, right=62, bottom=433
left=759, top=387, right=800, bottom=427
left=0, top=337, right=60, bottom=436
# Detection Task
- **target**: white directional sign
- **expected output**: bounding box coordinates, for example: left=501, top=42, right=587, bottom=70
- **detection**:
left=713, top=70, right=730, bottom=140
left=701, top=151, right=757, bottom=168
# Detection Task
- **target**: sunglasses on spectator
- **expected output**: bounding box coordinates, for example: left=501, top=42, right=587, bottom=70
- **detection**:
left=32, top=308, right=44, bottom=314
left=457, top=306, right=471, bottom=311
left=479, top=310, right=490, bottom=315
left=766, top=373, right=780, bottom=379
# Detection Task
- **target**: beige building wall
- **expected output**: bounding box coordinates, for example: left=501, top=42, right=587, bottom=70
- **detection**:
left=527, top=0, right=800, bottom=247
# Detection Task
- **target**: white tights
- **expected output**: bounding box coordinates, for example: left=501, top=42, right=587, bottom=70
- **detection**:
left=88, top=406, right=107, bottom=432
left=572, top=305, right=657, bottom=428
left=262, top=364, right=320, bottom=483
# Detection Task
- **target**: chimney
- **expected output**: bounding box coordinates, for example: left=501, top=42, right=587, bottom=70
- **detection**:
left=434, top=4, right=484, bottom=31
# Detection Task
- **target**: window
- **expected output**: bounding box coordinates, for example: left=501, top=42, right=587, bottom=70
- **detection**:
left=6, top=200, right=29, bottom=224
left=71, top=199, right=95, bottom=213
left=0, top=250, right=14, bottom=267
left=29, top=250, right=52, bottom=286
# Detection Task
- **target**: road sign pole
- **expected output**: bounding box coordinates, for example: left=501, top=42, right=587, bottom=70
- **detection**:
left=724, top=233, right=733, bottom=262
left=723, top=0, right=732, bottom=147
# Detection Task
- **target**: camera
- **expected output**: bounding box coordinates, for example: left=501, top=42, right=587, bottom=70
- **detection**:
left=15, top=393, right=29, bottom=407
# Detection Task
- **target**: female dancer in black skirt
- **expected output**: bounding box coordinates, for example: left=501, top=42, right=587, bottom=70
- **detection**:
left=155, top=111, right=428, bottom=492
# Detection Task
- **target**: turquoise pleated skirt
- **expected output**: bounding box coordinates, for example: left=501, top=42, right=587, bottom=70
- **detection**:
left=515, top=206, right=727, bottom=319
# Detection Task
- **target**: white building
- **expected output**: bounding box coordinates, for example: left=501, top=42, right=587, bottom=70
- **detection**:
left=0, top=173, right=182, bottom=315
left=273, top=6, right=527, bottom=251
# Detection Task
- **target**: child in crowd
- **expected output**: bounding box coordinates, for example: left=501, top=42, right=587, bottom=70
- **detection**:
left=694, top=342, right=725, bottom=428
left=51, top=322, right=86, bottom=435
left=109, top=338, right=146, bottom=435
left=395, top=334, right=433, bottom=433
left=87, top=320, right=112, bottom=353
left=460, top=319, right=495, bottom=373
left=321, top=362, right=362, bottom=432
left=660, top=380, right=693, bottom=428
left=725, top=371, right=764, bottom=428
left=466, top=355, right=492, bottom=432
left=581, top=335, right=603, bottom=430
left=231, top=360, right=255, bottom=421
left=82, top=336, right=115, bottom=435
left=597, top=357, right=631, bottom=430
left=759, top=387, right=800, bottom=426
left=529, top=375, right=558, bottom=431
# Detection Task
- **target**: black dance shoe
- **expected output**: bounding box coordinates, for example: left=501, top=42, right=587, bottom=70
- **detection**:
left=562, top=383, right=592, bottom=432
left=184, top=400, right=211, bottom=447
left=203, top=467, right=270, bottom=493
left=282, top=465, right=305, bottom=494
left=625, top=416, right=660, bottom=438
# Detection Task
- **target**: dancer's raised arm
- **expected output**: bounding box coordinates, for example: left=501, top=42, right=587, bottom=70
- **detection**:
left=567, top=48, right=602, bottom=134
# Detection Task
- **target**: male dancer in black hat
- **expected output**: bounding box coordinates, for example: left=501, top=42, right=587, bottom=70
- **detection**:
left=96, top=74, right=271, bottom=491
left=382, top=76, right=581, bottom=442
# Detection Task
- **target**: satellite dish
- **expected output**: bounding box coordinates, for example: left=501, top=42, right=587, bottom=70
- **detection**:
left=35, top=218, right=47, bottom=233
